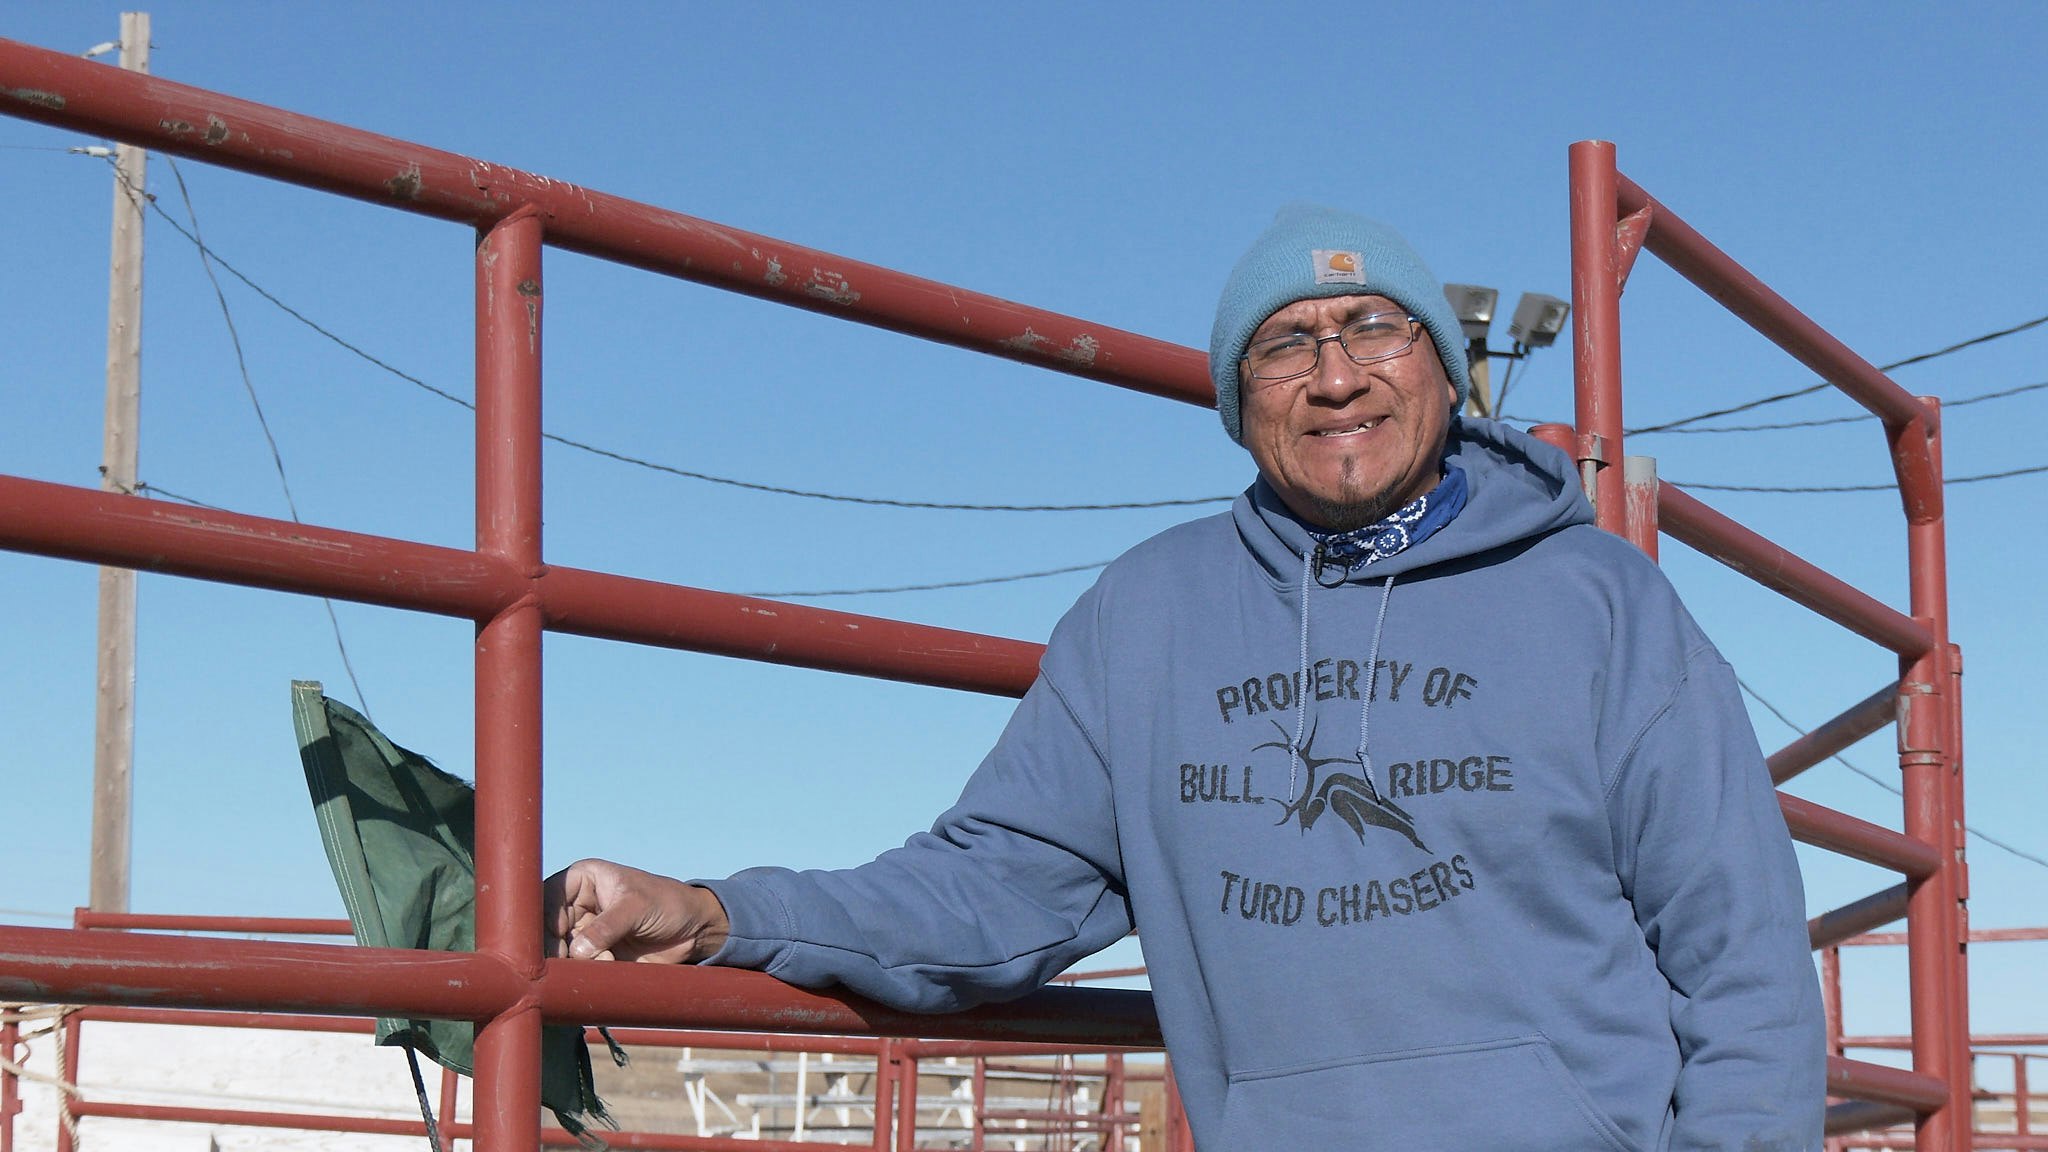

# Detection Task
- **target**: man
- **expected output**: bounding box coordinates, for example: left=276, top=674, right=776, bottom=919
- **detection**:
left=547, top=205, right=1826, bottom=1151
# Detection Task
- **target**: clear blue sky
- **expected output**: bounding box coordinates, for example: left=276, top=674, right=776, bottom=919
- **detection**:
left=3, top=3, right=2042, bottom=1050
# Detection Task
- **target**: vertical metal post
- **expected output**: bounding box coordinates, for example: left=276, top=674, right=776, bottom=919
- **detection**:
left=471, top=205, right=546, bottom=1152
left=1894, top=398, right=1963, bottom=1152
left=1822, top=946, right=1847, bottom=1152
left=1105, top=1051, right=1125, bottom=1152
left=1568, top=140, right=1627, bottom=535
left=0, top=1009, right=18, bottom=1152
left=1623, top=455, right=1659, bottom=560
left=872, top=1039, right=897, bottom=1152
left=2018, top=1056, right=2033, bottom=1138
left=971, top=1056, right=986, bottom=1152
left=438, top=1062, right=460, bottom=1137
left=1943, top=636, right=1971, bottom=1146
left=89, top=9, right=150, bottom=916
left=896, top=1050, right=920, bottom=1152
left=1163, top=1063, right=1193, bottom=1152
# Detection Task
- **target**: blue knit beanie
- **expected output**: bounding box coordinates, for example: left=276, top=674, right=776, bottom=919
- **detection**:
left=1209, top=205, right=1470, bottom=443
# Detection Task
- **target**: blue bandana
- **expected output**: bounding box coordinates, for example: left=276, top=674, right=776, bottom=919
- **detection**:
left=1310, top=464, right=1468, bottom=572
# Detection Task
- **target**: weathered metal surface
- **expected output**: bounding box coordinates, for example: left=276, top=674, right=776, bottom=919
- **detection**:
left=0, top=926, right=524, bottom=1018
left=1658, top=484, right=1933, bottom=657
left=0, top=475, right=1044, bottom=697
left=472, top=205, right=549, bottom=1152
left=1809, top=882, right=1909, bottom=951
left=1779, top=795, right=1938, bottom=878
left=1612, top=174, right=1930, bottom=434
left=1622, top=455, right=1658, bottom=560
left=1613, top=204, right=1653, bottom=292
left=1767, top=682, right=1898, bottom=785
left=0, top=926, right=1162, bottom=1050
left=1568, top=142, right=1627, bottom=533
left=0, top=37, right=1211, bottom=409
left=1827, top=1055, right=1948, bottom=1112
left=540, top=960, right=1163, bottom=1048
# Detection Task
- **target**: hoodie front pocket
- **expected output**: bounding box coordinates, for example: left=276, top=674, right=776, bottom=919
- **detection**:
left=1217, top=1034, right=1641, bottom=1152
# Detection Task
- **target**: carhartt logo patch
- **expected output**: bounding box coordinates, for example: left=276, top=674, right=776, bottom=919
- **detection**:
left=1313, top=249, right=1366, bottom=286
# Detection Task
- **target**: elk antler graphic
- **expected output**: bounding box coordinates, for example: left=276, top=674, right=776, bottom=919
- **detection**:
left=1254, top=718, right=1429, bottom=854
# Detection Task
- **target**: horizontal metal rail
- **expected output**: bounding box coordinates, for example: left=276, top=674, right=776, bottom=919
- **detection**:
left=1780, top=796, right=1939, bottom=878
left=1615, top=177, right=1928, bottom=432
left=1768, top=682, right=1899, bottom=784
left=0, top=925, right=1163, bottom=1048
left=73, top=911, right=352, bottom=935
left=0, top=37, right=1209, bottom=410
left=0, top=475, right=1043, bottom=697
left=1846, top=927, right=2048, bottom=948
left=64, top=1100, right=830, bottom=1152
left=1659, top=484, right=1932, bottom=656
left=1828, top=1056, right=1950, bottom=1113
left=1810, top=883, right=1910, bottom=951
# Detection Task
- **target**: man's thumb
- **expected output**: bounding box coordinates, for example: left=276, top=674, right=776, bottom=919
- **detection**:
left=568, top=903, right=638, bottom=960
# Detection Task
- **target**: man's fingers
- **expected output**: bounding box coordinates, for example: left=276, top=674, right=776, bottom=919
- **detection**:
left=567, top=900, right=639, bottom=960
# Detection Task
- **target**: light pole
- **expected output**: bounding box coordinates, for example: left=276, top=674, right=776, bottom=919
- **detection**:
left=1442, top=284, right=1570, bottom=420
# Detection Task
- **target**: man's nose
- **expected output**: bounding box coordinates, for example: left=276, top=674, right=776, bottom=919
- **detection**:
left=1303, top=334, right=1367, bottom=400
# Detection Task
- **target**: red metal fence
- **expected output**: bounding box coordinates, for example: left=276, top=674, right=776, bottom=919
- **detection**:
left=0, top=37, right=1967, bottom=1152
left=10, top=913, right=1152, bottom=1151
left=1559, top=141, right=1967, bottom=1150
left=1824, top=929, right=2048, bottom=1151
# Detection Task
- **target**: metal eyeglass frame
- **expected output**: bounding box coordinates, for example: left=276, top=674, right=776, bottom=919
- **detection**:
left=1240, top=311, right=1420, bottom=387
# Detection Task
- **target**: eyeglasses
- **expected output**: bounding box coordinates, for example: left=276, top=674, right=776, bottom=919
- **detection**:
left=1241, top=311, right=1421, bottom=386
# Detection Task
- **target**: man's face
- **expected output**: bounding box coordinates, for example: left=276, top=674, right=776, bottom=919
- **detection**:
left=1239, top=294, right=1456, bottom=532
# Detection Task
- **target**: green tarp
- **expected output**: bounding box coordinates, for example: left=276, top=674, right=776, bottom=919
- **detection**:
left=291, top=680, right=617, bottom=1146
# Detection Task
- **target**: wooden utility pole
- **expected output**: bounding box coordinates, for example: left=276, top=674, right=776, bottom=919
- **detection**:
left=89, top=11, right=149, bottom=913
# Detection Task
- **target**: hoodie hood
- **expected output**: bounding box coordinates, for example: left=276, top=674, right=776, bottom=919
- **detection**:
left=1234, top=417, right=1593, bottom=589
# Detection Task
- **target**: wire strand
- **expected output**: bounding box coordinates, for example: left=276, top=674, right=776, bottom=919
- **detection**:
left=1632, top=378, right=2048, bottom=435
left=159, top=159, right=374, bottom=718
left=1738, top=677, right=2048, bottom=871
left=1671, top=463, right=2048, bottom=493
left=103, top=155, right=1231, bottom=514
left=1629, top=311, right=2048, bottom=435
left=740, top=559, right=1111, bottom=599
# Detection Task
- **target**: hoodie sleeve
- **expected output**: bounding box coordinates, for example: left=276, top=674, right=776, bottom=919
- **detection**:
left=1606, top=645, right=1827, bottom=1151
left=694, top=602, right=1132, bottom=1012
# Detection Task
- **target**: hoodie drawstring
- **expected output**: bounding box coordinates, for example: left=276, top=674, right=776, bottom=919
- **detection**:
left=1290, top=547, right=1398, bottom=804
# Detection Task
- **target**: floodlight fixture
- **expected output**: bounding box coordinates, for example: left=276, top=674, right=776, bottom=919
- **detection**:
left=1442, top=283, right=1498, bottom=343
left=1508, top=292, right=1571, bottom=349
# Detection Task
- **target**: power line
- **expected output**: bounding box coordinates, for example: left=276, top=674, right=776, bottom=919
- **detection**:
left=741, top=559, right=1111, bottom=599
left=1738, top=677, right=2048, bottom=872
left=95, top=146, right=2048, bottom=509
left=99, top=153, right=1232, bottom=515
left=1630, top=310, right=2048, bottom=436
left=132, top=481, right=232, bottom=513
left=129, top=471, right=1115, bottom=599
left=156, top=158, right=374, bottom=717
left=1637, top=378, right=2048, bottom=435
left=1672, top=463, right=2048, bottom=494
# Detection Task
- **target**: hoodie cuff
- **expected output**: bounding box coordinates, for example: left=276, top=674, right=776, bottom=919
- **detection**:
left=690, top=873, right=795, bottom=971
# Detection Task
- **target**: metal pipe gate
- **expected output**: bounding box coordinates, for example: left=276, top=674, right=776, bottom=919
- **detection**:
left=0, top=39, right=1968, bottom=1152
left=1561, top=140, right=1967, bottom=1150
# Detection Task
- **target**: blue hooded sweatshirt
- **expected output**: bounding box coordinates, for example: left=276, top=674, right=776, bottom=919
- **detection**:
left=703, top=418, right=1826, bottom=1152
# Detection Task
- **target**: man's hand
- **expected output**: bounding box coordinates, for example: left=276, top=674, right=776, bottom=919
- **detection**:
left=543, top=859, right=730, bottom=964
